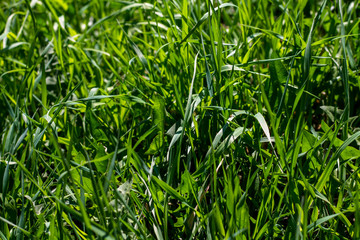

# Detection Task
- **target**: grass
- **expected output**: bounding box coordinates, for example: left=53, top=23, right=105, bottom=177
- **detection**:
left=1, top=0, right=360, bottom=239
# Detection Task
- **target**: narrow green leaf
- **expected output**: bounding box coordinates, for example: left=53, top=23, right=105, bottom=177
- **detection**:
left=307, top=213, right=340, bottom=232
left=152, top=176, right=186, bottom=202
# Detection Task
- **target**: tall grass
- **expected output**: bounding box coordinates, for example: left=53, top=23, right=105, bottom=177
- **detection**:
left=1, top=0, right=360, bottom=239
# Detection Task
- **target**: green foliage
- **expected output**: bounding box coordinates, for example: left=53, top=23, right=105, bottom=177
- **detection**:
left=1, top=0, right=360, bottom=239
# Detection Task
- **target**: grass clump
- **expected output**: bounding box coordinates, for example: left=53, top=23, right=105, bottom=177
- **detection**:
left=1, top=0, right=360, bottom=239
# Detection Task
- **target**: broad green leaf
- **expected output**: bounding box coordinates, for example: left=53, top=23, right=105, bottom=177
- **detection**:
left=85, top=108, right=107, bottom=142
left=302, top=130, right=316, bottom=152
left=269, top=51, right=287, bottom=85
left=321, top=121, right=360, bottom=160
left=145, top=133, right=163, bottom=155
left=94, top=143, right=108, bottom=173
left=70, top=169, right=94, bottom=194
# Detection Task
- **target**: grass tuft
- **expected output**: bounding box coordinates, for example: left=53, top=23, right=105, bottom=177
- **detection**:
left=1, top=0, right=360, bottom=239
